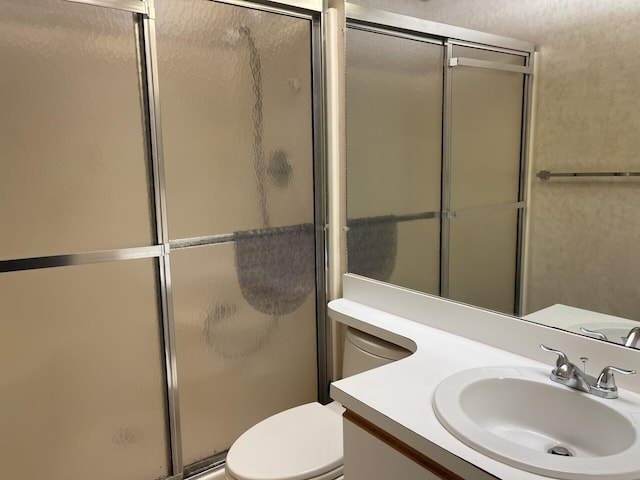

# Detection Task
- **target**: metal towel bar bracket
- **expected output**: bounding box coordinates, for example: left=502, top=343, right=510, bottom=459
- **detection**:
left=537, top=170, right=640, bottom=180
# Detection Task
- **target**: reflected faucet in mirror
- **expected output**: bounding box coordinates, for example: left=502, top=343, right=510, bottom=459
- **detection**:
left=524, top=304, right=640, bottom=349
left=581, top=326, right=640, bottom=349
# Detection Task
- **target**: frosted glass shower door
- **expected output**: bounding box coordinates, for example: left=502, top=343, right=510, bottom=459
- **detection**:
left=0, top=0, right=154, bottom=260
left=447, top=46, right=527, bottom=314
left=155, top=0, right=319, bottom=468
left=0, top=1, right=169, bottom=479
left=346, top=27, right=443, bottom=295
left=0, top=261, right=169, bottom=480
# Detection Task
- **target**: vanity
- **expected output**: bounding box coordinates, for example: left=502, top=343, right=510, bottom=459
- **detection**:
left=329, top=275, right=640, bottom=480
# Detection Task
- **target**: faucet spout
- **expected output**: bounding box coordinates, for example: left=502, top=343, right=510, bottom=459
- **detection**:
left=545, top=351, right=595, bottom=393
left=552, top=363, right=595, bottom=393
left=624, top=327, right=640, bottom=348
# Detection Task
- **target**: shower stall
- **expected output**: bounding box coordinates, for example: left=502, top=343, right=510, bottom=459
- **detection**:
left=0, top=0, right=325, bottom=478
left=345, top=5, right=534, bottom=316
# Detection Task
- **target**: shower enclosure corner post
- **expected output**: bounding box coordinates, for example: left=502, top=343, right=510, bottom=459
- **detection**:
left=309, top=6, right=331, bottom=405
left=136, top=4, right=184, bottom=477
left=324, top=5, right=347, bottom=385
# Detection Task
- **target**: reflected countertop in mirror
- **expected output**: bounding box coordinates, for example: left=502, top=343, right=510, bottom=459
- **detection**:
left=523, top=304, right=639, bottom=348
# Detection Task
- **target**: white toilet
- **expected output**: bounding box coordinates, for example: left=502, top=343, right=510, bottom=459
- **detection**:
left=225, top=326, right=410, bottom=480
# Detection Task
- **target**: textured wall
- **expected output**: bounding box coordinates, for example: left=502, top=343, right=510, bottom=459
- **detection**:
left=353, top=0, right=640, bottom=320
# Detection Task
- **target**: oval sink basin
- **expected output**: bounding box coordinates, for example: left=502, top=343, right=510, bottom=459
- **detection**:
left=433, top=366, right=640, bottom=479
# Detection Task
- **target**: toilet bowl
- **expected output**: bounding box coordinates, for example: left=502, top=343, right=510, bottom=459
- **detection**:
left=225, top=327, right=410, bottom=480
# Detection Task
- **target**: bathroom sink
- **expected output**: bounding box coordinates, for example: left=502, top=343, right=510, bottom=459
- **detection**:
left=433, top=366, right=640, bottom=479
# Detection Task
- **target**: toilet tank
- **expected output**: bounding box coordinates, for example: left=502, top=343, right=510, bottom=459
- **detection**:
left=342, top=327, right=410, bottom=378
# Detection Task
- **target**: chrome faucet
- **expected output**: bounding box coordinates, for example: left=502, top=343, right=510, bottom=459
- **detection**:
left=540, top=344, right=636, bottom=399
left=624, top=327, right=640, bottom=348
left=580, top=326, right=640, bottom=348
left=579, top=327, right=609, bottom=341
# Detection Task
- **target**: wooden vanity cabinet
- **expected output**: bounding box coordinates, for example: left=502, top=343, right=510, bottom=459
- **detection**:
left=343, top=410, right=499, bottom=480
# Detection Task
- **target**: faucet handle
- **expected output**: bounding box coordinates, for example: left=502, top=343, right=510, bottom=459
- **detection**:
left=580, top=327, right=609, bottom=341
left=624, top=327, right=640, bottom=348
left=540, top=344, right=570, bottom=369
left=596, top=366, right=636, bottom=391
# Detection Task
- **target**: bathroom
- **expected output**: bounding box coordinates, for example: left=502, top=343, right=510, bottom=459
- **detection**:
left=0, top=0, right=638, bottom=479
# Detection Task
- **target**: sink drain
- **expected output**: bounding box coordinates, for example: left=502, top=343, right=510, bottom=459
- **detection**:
left=548, top=445, right=573, bottom=457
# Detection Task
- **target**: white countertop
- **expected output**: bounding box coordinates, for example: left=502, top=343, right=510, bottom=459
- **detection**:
left=329, top=298, right=577, bottom=480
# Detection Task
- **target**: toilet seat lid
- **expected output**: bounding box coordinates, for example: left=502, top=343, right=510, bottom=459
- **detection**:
left=226, top=402, right=343, bottom=480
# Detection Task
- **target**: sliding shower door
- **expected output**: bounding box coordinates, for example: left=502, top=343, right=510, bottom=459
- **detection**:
left=446, top=45, right=527, bottom=314
left=346, top=27, right=443, bottom=295
left=155, top=0, right=321, bottom=471
left=1, top=0, right=323, bottom=478
left=0, top=1, right=169, bottom=479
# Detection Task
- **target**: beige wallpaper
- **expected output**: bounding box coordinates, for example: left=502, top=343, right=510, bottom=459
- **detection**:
left=353, top=0, right=640, bottom=320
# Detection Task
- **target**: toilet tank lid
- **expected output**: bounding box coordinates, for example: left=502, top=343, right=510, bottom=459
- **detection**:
left=226, top=402, right=343, bottom=480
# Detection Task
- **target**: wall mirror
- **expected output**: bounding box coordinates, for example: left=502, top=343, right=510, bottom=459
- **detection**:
left=344, top=1, right=640, bottom=349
